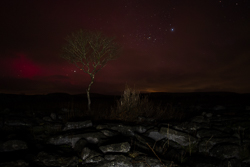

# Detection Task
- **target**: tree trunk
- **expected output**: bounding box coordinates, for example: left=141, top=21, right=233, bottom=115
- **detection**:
left=86, top=89, right=91, bottom=112
left=86, top=75, right=95, bottom=112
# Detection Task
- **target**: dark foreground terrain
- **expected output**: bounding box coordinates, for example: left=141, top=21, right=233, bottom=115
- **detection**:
left=0, top=92, right=250, bottom=167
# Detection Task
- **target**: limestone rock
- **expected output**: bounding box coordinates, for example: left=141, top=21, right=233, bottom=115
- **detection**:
left=63, top=120, right=92, bottom=131
left=99, top=142, right=131, bottom=153
left=160, top=127, right=198, bottom=146
left=210, top=144, right=240, bottom=159
left=0, top=160, right=29, bottom=167
left=0, top=140, right=27, bottom=152
left=48, top=131, right=107, bottom=147
left=35, top=151, right=78, bottom=167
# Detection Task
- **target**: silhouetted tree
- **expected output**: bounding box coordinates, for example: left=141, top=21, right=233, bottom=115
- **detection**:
left=61, top=29, right=120, bottom=111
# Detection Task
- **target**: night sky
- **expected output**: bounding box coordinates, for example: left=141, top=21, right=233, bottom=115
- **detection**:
left=0, top=0, right=250, bottom=95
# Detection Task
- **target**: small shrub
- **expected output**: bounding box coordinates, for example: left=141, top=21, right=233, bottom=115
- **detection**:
left=109, top=84, right=189, bottom=123
left=110, top=85, right=155, bottom=122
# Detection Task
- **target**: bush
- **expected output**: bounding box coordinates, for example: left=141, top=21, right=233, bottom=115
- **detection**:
left=110, top=85, right=155, bottom=122
left=109, top=84, right=189, bottom=123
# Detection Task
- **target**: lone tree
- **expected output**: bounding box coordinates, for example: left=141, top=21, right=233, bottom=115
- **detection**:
left=61, top=29, right=120, bottom=111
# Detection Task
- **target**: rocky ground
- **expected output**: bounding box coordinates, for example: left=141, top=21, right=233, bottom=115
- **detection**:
left=1, top=93, right=250, bottom=167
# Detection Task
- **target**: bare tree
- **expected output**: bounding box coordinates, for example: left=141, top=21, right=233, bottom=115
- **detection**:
left=61, top=29, right=120, bottom=111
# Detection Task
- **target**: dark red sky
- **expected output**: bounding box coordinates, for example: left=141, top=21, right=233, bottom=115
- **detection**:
left=0, top=0, right=250, bottom=95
